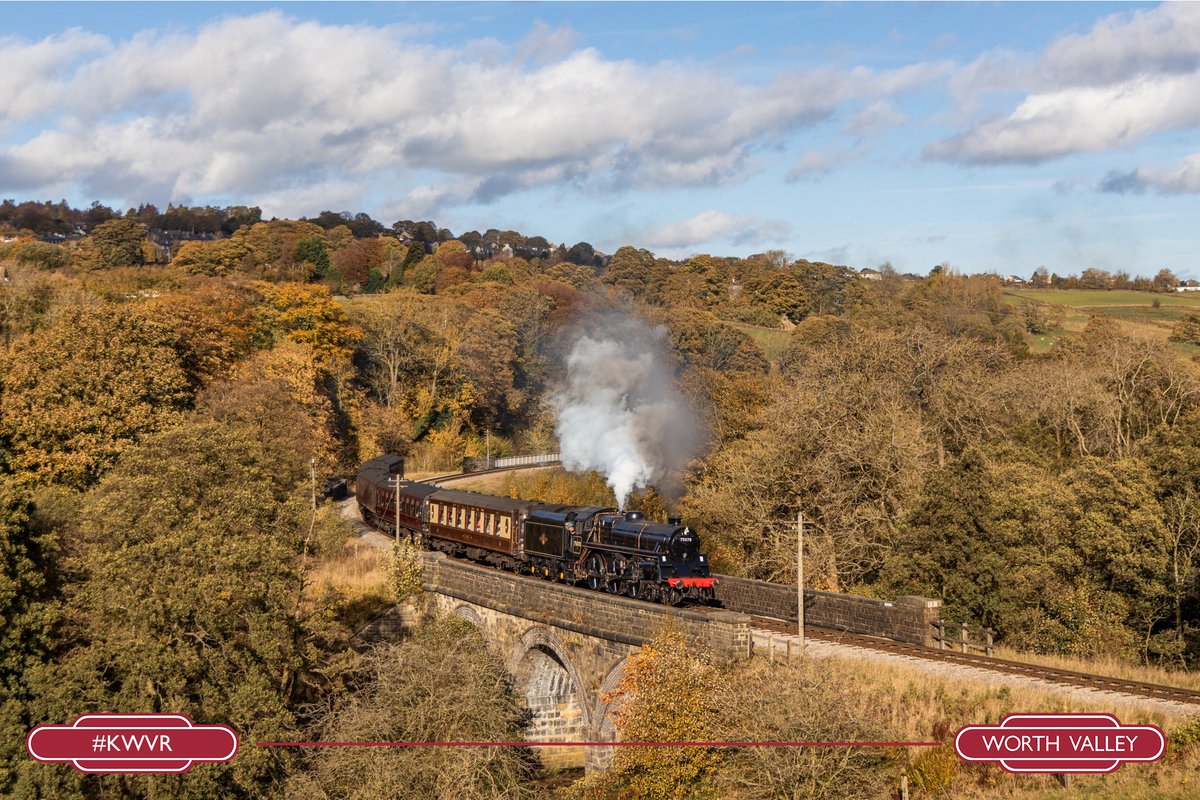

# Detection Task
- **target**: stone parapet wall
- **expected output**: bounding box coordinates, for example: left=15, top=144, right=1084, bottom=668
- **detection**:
left=714, top=574, right=941, bottom=647
left=420, top=552, right=752, bottom=663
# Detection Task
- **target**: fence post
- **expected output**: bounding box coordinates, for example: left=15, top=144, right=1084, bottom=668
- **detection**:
left=960, top=624, right=969, bottom=654
left=985, top=629, right=994, bottom=657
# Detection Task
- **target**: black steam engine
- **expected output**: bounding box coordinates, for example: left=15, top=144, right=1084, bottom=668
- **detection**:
left=355, top=455, right=716, bottom=605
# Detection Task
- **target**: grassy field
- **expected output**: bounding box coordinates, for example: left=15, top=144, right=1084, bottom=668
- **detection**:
left=1005, top=289, right=1200, bottom=309
left=1004, top=289, right=1200, bottom=355
left=729, top=322, right=791, bottom=363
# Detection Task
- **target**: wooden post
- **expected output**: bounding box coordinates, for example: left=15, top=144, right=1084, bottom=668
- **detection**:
left=312, top=458, right=319, bottom=510
left=900, top=775, right=909, bottom=800
left=797, top=511, right=805, bottom=656
left=986, top=628, right=994, bottom=657
left=961, top=624, right=969, bottom=654
left=768, top=634, right=775, bottom=664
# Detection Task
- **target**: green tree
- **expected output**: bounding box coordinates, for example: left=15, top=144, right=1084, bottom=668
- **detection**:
left=0, top=482, right=56, bottom=797
left=29, top=421, right=314, bottom=798
left=295, top=235, right=331, bottom=278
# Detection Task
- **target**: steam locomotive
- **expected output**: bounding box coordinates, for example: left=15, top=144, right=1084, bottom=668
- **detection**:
left=355, top=455, right=716, bottom=605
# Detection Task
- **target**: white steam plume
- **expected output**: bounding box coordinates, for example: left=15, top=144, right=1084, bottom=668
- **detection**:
left=552, top=318, right=700, bottom=510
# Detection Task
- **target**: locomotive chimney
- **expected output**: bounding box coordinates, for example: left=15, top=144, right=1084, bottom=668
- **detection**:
left=668, top=516, right=682, bottom=526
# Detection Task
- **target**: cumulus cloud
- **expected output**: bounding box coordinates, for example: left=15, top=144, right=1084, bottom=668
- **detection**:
left=933, top=4, right=1200, bottom=164
left=641, top=209, right=791, bottom=249
left=927, top=74, right=1200, bottom=164
left=0, top=11, right=935, bottom=216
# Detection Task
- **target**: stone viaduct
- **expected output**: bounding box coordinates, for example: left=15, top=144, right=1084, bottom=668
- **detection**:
left=358, top=549, right=940, bottom=773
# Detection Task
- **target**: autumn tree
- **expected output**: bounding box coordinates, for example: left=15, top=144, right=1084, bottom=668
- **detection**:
left=233, top=220, right=326, bottom=281
left=288, top=618, right=539, bottom=800
left=247, top=281, right=362, bottom=364
left=576, top=628, right=723, bottom=800
left=1154, top=268, right=1180, bottom=292
left=147, top=281, right=261, bottom=387
left=661, top=309, right=768, bottom=374
left=70, top=218, right=150, bottom=270
left=0, top=305, right=192, bottom=487
left=603, top=246, right=659, bottom=299
left=171, top=238, right=251, bottom=277
left=713, top=659, right=895, bottom=800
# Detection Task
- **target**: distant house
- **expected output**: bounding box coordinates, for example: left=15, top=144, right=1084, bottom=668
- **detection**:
left=1178, top=280, right=1200, bottom=292
left=1002, top=275, right=1027, bottom=286
left=860, top=268, right=882, bottom=281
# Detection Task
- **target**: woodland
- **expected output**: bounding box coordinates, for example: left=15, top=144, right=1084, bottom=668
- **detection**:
left=2, top=200, right=1200, bottom=798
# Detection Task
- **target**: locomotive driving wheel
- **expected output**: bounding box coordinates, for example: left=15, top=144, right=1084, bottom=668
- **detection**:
left=586, top=554, right=605, bottom=591
left=607, top=556, right=628, bottom=593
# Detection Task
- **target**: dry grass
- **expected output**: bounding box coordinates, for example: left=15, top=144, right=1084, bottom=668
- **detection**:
left=796, top=655, right=1200, bottom=799
left=305, top=537, right=394, bottom=629
left=988, top=645, right=1200, bottom=693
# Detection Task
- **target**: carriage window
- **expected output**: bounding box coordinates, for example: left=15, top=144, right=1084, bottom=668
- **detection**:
left=485, top=513, right=494, bottom=535
left=501, top=517, right=510, bottom=539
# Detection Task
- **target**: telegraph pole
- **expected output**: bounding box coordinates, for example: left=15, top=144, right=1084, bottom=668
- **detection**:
left=797, top=511, right=805, bottom=654
left=486, top=429, right=491, bottom=468
left=309, top=458, right=317, bottom=510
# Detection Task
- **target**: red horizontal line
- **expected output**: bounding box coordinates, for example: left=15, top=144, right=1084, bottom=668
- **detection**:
left=256, top=741, right=941, bottom=748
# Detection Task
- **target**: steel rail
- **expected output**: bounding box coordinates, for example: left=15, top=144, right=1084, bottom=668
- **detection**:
left=750, top=614, right=1200, bottom=707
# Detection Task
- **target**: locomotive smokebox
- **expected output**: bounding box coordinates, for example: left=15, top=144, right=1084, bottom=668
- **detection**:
left=668, top=516, right=682, bottom=526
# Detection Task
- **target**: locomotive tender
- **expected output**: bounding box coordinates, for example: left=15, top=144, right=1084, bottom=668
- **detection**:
left=355, top=454, right=716, bottom=605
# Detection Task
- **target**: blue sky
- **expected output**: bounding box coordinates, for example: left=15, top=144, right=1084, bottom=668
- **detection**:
left=2, top=2, right=1199, bottom=277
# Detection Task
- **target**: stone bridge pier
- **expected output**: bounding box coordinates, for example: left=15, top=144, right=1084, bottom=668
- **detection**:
left=420, top=552, right=751, bottom=772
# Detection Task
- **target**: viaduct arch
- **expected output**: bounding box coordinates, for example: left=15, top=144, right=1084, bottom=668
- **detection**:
left=413, top=552, right=752, bottom=771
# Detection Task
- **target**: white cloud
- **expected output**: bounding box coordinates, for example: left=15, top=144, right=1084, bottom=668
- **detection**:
left=641, top=210, right=790, bottom=249
left=0, top=28, right=110, bottom=123
left=933, top=3, right=1200, bottom=164
left=0, top=12, right=939, bottom=216
left=1100, top=151, right=1200, bottom=195
left=928, top=73, right=1200, bottom=164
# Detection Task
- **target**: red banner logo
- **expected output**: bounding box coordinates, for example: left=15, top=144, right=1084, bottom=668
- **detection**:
left=26, top=714, right=238, bottom=774
left=955, top=713, right=1164, bottom=774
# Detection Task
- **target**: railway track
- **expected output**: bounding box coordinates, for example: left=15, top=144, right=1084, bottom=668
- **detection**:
left=751, top=615, right=1200, bottom=708
left=420, top=462, right=560, bottom=486
left=371, top=465, right=1200, bottom=710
